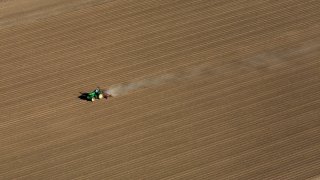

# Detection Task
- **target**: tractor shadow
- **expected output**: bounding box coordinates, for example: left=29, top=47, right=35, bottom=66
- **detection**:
left=78, top=92, right=90, bottom=101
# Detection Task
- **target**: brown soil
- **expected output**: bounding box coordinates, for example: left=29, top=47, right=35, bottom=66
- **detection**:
left=0, top=0, right=319, bottom=179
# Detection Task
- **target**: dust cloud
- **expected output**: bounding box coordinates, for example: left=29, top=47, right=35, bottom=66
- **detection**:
left=239, top=40, right=319, bottom=71
left=106, top=40, right=319, bottom=97
left=106, top=65, right=209, bottom=97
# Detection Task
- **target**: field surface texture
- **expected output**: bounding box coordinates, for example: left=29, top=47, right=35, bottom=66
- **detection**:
left=0, top=0, right=320, bottom=179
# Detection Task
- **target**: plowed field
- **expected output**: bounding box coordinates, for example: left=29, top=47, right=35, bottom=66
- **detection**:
left=1, top=0, right=320, bottom=179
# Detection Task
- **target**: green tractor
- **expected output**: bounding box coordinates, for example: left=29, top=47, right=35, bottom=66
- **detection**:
left=86, top=88, right=104, bottom=102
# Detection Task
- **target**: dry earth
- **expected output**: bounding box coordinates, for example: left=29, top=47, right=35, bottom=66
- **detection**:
left=0, top=0, right=320, bottom=179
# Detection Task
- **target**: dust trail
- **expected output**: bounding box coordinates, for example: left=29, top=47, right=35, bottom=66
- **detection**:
left=106, top=65, right=209, bottom=97
left=106, top=40, right=319, bottom=97
left=238, top=39, right=320, bottom=71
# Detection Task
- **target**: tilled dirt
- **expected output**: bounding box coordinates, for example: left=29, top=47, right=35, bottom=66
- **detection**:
left=0, top=0, right=319, bottom=179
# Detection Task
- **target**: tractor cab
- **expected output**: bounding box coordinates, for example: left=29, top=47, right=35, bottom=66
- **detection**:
left=86, top=88, right=103, bottom=102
